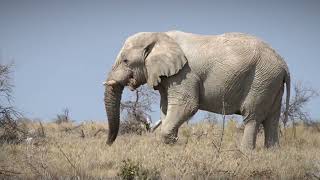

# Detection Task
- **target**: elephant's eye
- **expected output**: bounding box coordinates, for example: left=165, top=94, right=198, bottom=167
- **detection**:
left=123, top=59, right=129, bottom=64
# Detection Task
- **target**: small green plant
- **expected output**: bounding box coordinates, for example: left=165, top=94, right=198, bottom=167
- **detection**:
left=118, top=159, right=160, bottom=180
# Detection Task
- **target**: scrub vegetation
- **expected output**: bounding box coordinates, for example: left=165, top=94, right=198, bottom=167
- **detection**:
left=0, top=120, right=320, bottom=179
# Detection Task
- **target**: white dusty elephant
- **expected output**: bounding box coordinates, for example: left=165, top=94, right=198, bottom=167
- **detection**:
left=104, top=31, right=290, bottom=150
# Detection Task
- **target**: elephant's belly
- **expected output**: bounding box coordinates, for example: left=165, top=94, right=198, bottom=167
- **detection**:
left=199, top=96, right=241, bottom=115
left=198, top=77, right=244, bottom=115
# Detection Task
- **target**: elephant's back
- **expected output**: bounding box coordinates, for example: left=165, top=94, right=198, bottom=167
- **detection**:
left=219, top=32, right=287, bottom=67
left=169, top=31, right=264, bottom=64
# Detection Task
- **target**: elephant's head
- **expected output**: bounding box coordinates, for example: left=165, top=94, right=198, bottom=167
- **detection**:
left=104, top=32, right=187, bottom=145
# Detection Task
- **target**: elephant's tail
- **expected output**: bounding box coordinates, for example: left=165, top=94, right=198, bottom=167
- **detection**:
left=284, top=69, right=291, bottom=125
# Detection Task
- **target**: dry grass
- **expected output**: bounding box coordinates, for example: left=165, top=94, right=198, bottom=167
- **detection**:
left=0, top=120, right=320, bottom=179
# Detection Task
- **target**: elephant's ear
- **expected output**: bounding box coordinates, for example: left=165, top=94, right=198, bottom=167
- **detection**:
left=144, top=33, right=187, bottom=87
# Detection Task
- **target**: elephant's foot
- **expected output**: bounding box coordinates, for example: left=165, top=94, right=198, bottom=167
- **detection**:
left=265, top=141, right=280, bottom=149
left=264, top=135, right=280, bottom=148
left=162, top=134, right=178, bottom=144
left=240, top=141, right=255, bottom=151
left=161, top=128, right=179, bottom=144
left=239, top=144, right=254, bottom=154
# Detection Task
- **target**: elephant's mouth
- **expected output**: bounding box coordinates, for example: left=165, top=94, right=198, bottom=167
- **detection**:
left=127, top=78, right=139, bottom=91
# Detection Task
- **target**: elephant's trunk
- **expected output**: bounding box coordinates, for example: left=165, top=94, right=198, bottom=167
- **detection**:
left=104, top=82, right=124, bottom=145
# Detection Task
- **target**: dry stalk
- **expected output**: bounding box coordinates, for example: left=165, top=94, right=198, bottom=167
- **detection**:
left=80, top=129, right=85, bottom=138
left=93, top=128, right=105, bottom=137
left=38, top=121, right=46, bottom=138
left=0, top=167, right=21, bottom=177
left=55, top=142, right=79, bottom=175
left=217, top=99, right=226, bottom=154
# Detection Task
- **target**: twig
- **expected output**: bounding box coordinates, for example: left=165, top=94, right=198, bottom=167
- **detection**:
left=217, top=99, right=226, bottom=153
left=55, top=142, right=78, bottom=174
left=0, top=168, right=21, bottom=176
left=211, top=140, right=218, bottom=151
left=93, top=129, right=105, bottom=137
left=292, top=117, right=296, bottom=139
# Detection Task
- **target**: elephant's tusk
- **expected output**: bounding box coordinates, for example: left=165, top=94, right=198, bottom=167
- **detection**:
left=128, top=86, right=135, bottom=91
left=106, top=80, right=117, bottom=86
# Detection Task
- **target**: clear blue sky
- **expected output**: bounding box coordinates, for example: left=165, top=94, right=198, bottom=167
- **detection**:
left=0, top=0, right=319, bottom=121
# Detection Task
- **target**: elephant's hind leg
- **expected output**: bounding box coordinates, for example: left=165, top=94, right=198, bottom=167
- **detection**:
left=240, top=96, right=267, bottom=150
left=241, top=115, right=262, bottom=150
left=263, top=110, right=281, bottom=148
left=262, top=88, right=283, bottom=148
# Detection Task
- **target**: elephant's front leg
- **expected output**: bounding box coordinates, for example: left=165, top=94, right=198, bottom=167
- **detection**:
left=151, top=88, right=167, bottom=132
left=160, top=93, right=199, bottom=144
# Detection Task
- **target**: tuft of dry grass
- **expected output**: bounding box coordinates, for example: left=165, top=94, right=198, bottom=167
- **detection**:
left=0, top=121, right=319, bottom=179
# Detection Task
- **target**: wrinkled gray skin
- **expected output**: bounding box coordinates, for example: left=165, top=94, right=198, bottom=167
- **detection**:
left=104, top=31, right=290, bottom=150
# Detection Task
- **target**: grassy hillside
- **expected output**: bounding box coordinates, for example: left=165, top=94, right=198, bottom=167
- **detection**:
left=0, top=121, right=320, bottom=179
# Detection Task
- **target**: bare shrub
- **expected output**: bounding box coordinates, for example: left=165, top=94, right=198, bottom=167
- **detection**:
left=54, top=108, right=72, bottom=124
left=119, top=114, right=147, bottom=135
left=120, top=85, right=159, bottom=135
left=281, top=82, right=319, bottom=136
left=0, top=63, right=25, bottom=144
left=0, top=115, right=27, bottom=144
left=118, top=159, right=160, bottom=180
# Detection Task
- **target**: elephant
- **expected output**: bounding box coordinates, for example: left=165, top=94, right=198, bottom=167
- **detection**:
left=104, top=30, right=290, bottom=150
